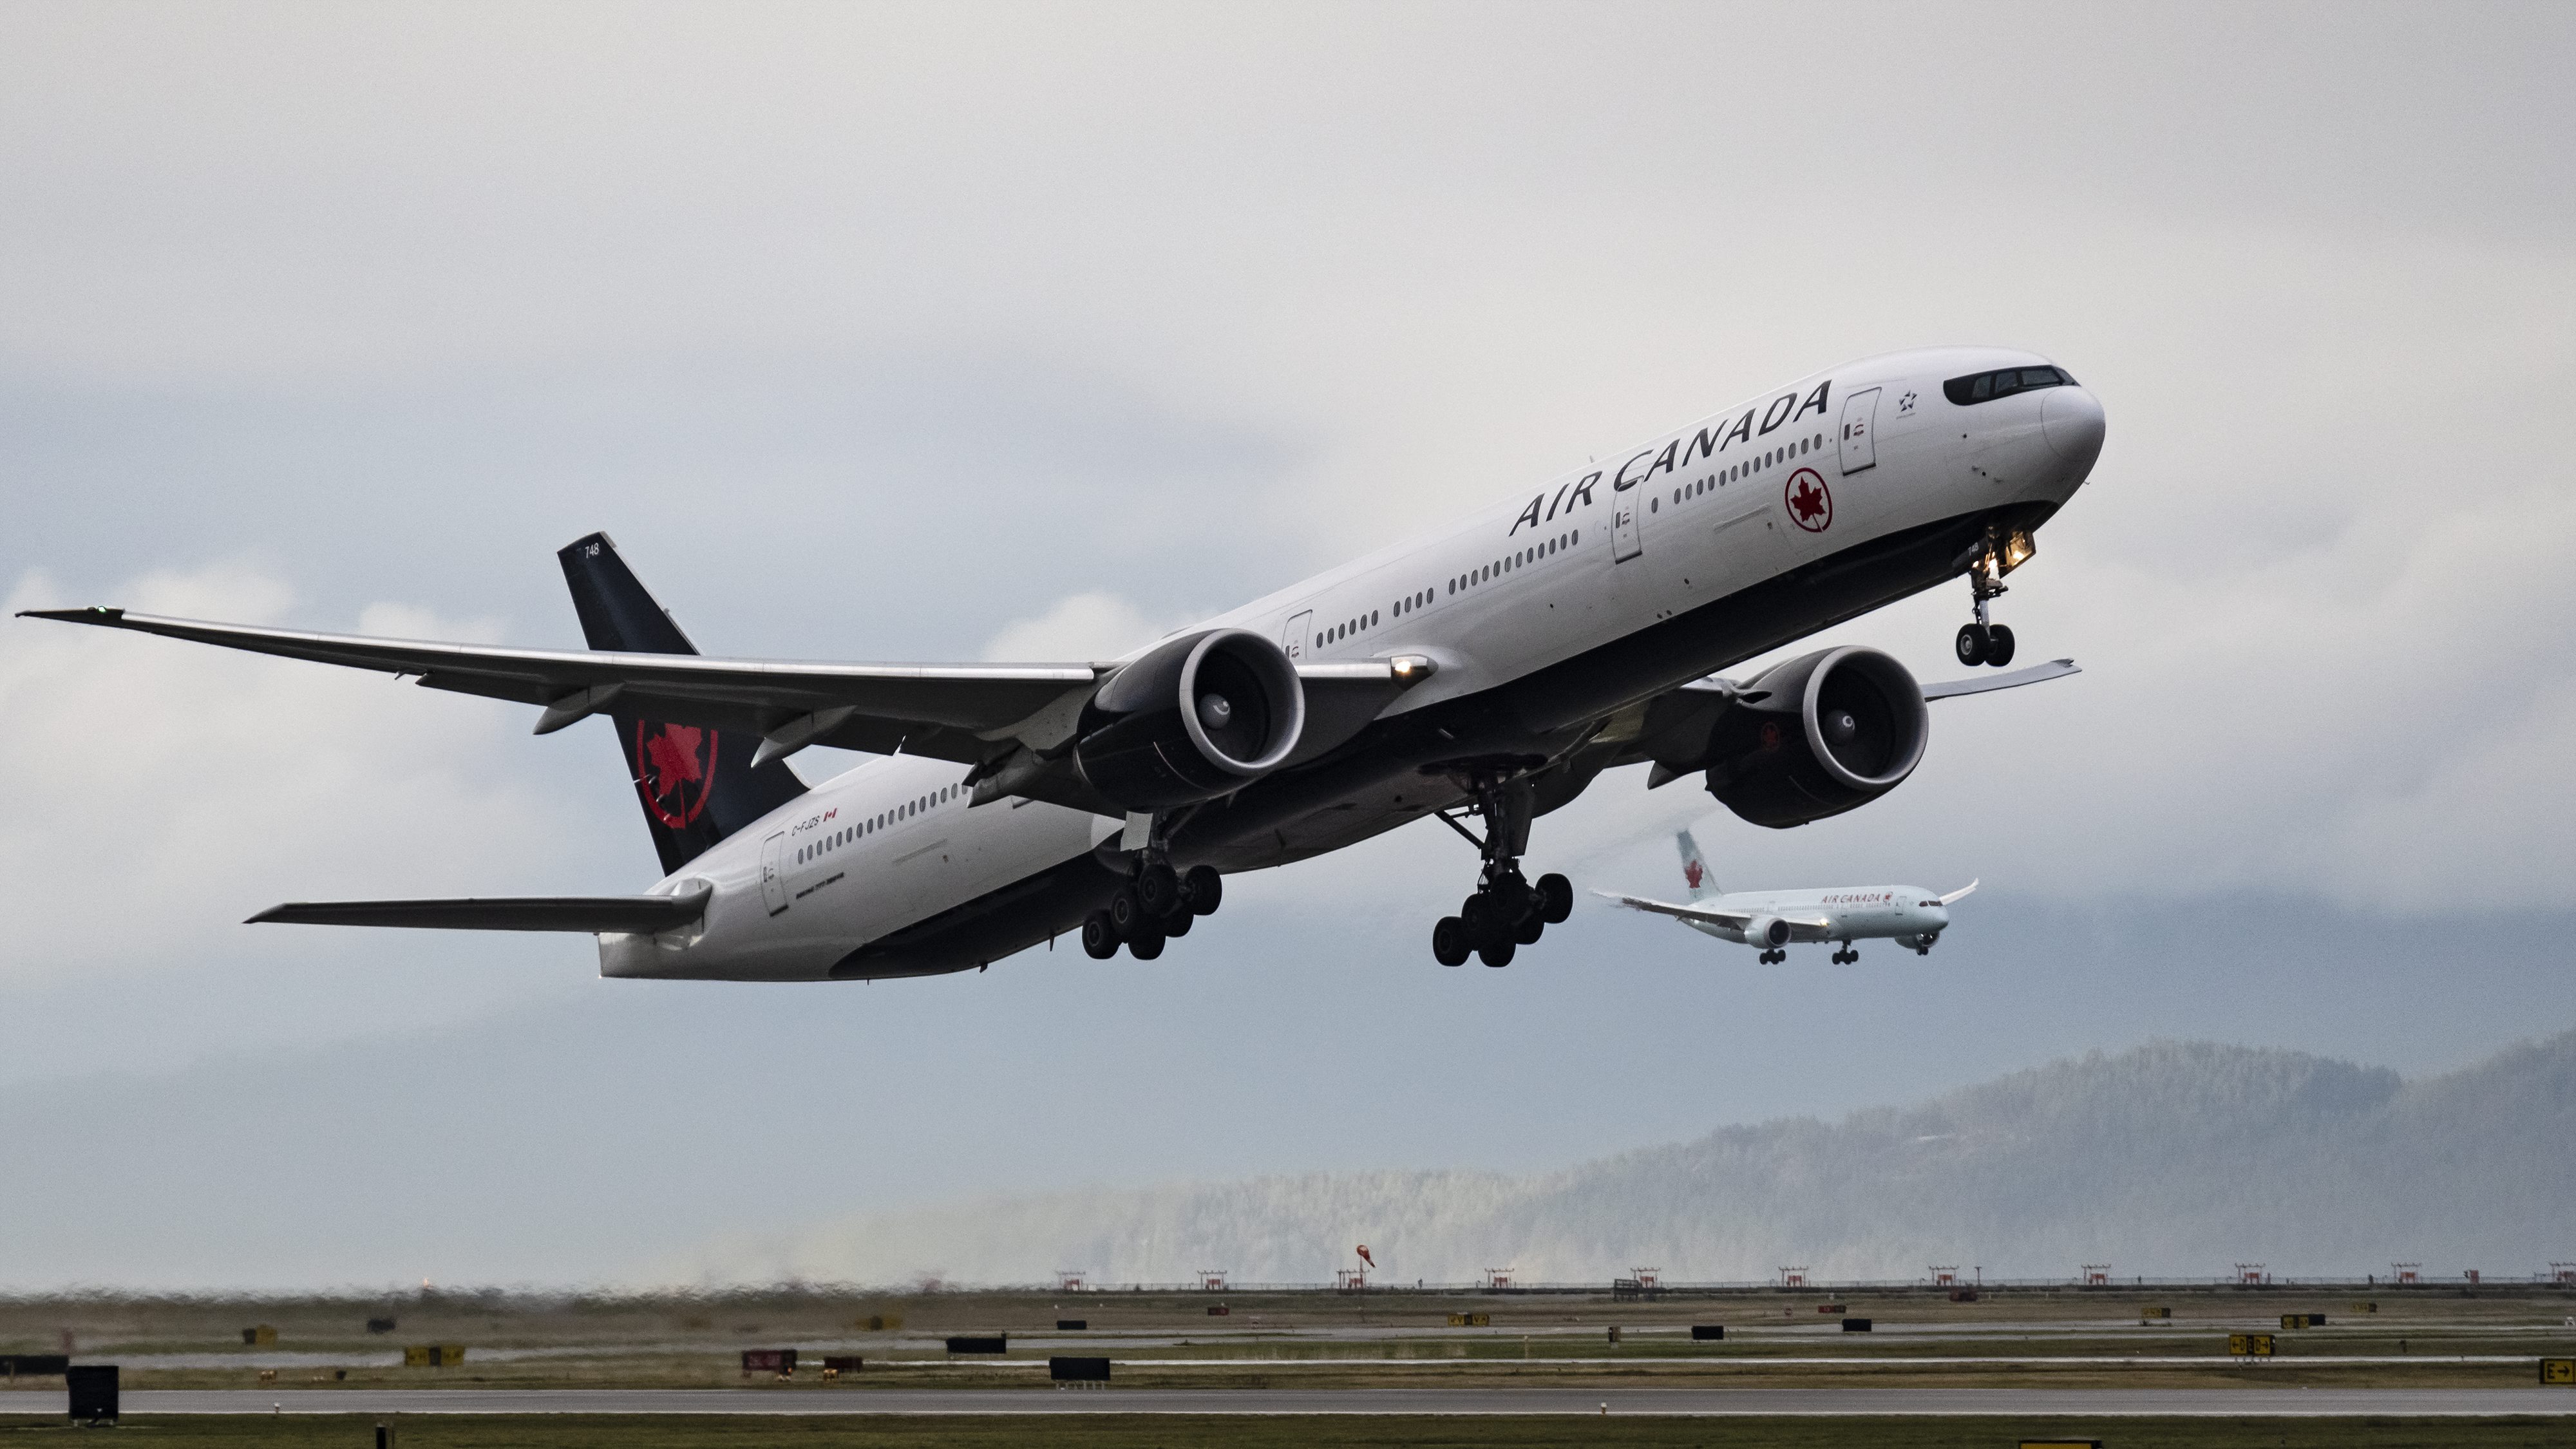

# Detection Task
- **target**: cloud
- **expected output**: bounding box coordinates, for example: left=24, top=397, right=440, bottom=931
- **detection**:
left=981, top=591, right=1175, bottom=663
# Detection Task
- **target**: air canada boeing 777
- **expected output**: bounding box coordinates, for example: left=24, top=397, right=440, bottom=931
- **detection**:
left=25, top=346, right=2104, bottom=978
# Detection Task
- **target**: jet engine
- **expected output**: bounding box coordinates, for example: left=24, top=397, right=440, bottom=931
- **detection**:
left=1702, top=646, right=1929, bottom=828
left=1744, top=914, right=1792, bottom=949
left=1073, top=628, right=1305, bottom=811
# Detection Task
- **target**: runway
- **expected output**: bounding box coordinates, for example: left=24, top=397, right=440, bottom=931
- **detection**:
left=6, top=1387, right=2574, bottom=1416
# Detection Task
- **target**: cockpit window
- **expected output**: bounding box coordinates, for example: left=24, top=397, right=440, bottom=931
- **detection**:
left=1943, top=365, right=2078, bottom=406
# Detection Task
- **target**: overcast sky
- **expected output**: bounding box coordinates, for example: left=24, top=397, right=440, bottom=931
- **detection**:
left=3, top=2, right=2571, bottom=1288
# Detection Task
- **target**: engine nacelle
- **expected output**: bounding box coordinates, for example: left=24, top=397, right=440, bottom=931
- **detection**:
left=1074, top=628, right=1305, bottom=812
left=1745, top=914, right=1792, bottom=949
left=1704, top=645, right=1929, bottom=829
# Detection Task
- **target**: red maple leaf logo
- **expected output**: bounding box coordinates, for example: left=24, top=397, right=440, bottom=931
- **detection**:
left=635, top=722, right=716, bottom=828
left=1785, top=469, right=1833, bottom=532
left=1684, top=860, right=1703, bottom=889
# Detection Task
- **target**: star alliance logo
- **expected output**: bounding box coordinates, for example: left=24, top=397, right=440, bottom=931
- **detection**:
left=1897, top=390, right=1918, bottom=415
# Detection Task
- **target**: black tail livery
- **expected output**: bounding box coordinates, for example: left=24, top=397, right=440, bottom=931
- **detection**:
left=558, top=533, right=808, bottom=875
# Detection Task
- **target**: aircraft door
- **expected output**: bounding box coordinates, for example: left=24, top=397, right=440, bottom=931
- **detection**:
left=759, top=831, right=789, bottom=916
left=1611, top=487, right=1644, bottom=562
left=1839, top=388, right=1880, bottom=475
left=1282, top=610, right=1312, bottom=662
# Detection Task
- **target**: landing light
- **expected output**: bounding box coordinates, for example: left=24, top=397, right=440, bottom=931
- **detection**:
left=1996, top=527, right=2037, bottom=575
left=1390, top=654, right=1437, bottom=685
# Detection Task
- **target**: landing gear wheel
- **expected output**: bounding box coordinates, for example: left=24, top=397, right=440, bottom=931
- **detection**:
left=1535, top=873, right=1573, bottom=925
left=1478, top=937, right=1515, bottom=968
left=1514, top=911, right=1544, bottom=946
left=1080, top=910, right=1119, bottom=960
left=1955, top=623, right=1988, bottom=667
left=1136, top=861, right=1180, bottom=916
left=1982, top=623, right=2015, bottom=667
left=1160, top=908, right=1193, bottom=938
left=1181, top=864, right=1222, bottom=916
left=1126, top=929, right=1166, bottom=960
left=1108, top=887, right=1144, bottom=938
left=1432, top=916, right=1470, bottom=967
left=1460, top=893, right=1497, bottom=941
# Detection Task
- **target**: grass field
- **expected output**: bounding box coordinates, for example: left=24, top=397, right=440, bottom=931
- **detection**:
left=6, top=1415, right=2576, bottom=1448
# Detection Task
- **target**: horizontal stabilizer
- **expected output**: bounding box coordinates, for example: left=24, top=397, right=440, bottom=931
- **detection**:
left=248, top=886, right=711, bottom=933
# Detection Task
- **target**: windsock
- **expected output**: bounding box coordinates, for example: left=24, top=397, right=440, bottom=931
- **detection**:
left=1356, top=1245, right=1375, bottom=1268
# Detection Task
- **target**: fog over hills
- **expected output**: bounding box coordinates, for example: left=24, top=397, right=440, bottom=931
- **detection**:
left=688, top=1031, right=2576, bottom=1287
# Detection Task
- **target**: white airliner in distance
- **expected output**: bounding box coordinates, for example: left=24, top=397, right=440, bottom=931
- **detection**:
left=24, top=346, right=2103, bottom=977
left=1597, top=828, right=1981, bottom=964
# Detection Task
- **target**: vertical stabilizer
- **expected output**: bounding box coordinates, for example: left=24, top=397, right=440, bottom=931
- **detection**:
left=558, top=533, right=808, bottom=875
left=1675, top=829, right=1718, bottom=899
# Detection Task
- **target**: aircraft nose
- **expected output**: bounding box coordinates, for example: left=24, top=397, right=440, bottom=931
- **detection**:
left=2041, top=384, right=2107, bottom=467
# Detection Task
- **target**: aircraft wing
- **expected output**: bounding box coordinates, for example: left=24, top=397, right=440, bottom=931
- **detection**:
left=1593, top=889, right=1752, bottom=927
left=21, top=606, right=1406, bottom=777
left=1920, top=658, right=2079, bottom=700
left=249, top=886, right=712, bottom=933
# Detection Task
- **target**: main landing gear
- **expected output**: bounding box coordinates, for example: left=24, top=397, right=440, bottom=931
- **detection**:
left=1082, top=830, right=1223, bottom=961
left=1429, top=777, right=1573, bottom=968
left=1831, top=945, right=1860, bottom=964
left=1757, top=949, right=1785, bottom=964
left=1954, top=525, right=2018, bottom=668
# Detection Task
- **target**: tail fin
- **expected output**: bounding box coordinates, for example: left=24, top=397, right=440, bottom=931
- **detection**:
left=559, top=533, right=807, bottom=875
left=1675, top=829, right=1717, bottom=899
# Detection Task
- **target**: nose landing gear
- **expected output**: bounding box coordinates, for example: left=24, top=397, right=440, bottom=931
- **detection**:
left=1831, top=945, right=1860, bottom=964
left=1954, top=525, right=2019, bottom=668
left=1430, top=777, right=1572, bottom=967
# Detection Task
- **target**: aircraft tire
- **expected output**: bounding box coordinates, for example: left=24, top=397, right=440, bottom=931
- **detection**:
left=1137, top=861, right=1180, bottom=916
left=1460, top=893, right=1496, bottom=942
left=1182, top=865, right=1223, bottom=915
left=1161, top=907, right=1192, bottom=938
left=1514, top=911, right=1544, bottom=945
left=1536, top=873, right=1573, bottom=924
left=1955, top=623, right=1987, bottom=667
left=1127, top=929, right=1166, bottom=960
left=1432, top=916, right=1470, bottom=967
left=1080, top=910, right=1119, bottom=959
left=1983, top=623, right=2016, bottom=667
left=1478, top=937, right=1515, bottom=968
left=1108, top=887, right=1144, bottom=938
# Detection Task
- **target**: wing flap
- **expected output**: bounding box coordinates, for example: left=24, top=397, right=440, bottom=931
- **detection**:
left=249, top=887, right=712, bottom=933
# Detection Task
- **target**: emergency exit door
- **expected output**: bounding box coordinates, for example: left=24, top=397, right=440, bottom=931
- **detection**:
left=759, top=831, right=789, bottom=916
left=1282, top=610, right=1313, bottom=661
left=1839, top=388, right=1880, bottom=475
left=1610, top=488, right=1643, bottom=562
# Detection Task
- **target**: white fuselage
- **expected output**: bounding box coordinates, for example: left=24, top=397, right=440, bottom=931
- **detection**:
left=603, top=345, right=2103, bottom=980
left=1682, top=886, right=1951, bottom=950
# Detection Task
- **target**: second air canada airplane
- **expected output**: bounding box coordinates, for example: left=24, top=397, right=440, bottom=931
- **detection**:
left=26, top=346, right=2105, bottom=978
